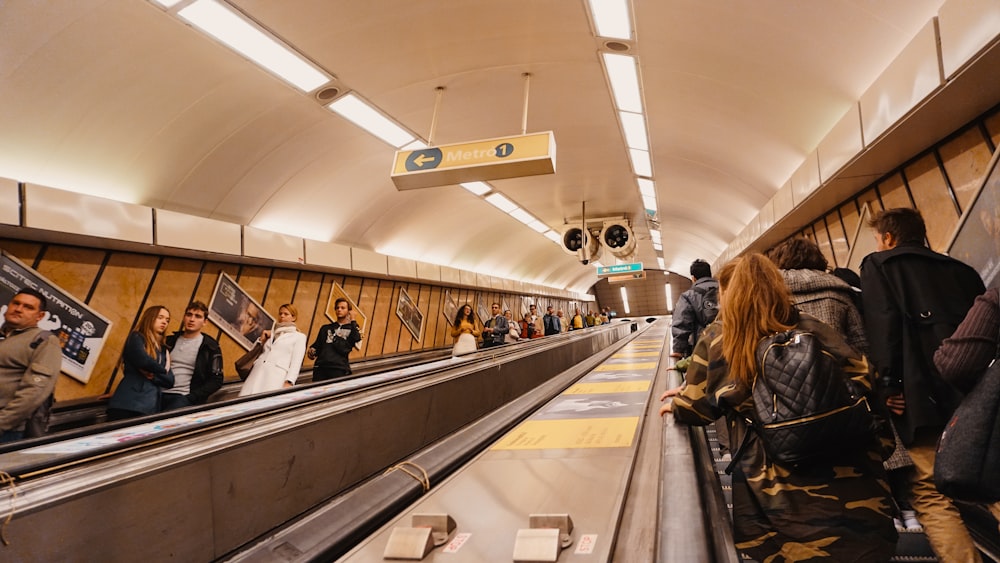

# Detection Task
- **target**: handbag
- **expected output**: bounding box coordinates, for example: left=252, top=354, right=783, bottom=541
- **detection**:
left=235, top=341, right=264, bottom=381
left=934, top=326, right=1000, bottom=503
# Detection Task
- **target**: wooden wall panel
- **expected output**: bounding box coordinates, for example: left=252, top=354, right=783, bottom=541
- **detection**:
left=382, top=283, right=404, bottom=355
left=939, top=127, right=993, bottom=213
left=261, top=269, right=299, bottom=315
left=351, top=277, right=377, bottom=358
left=906, top=153, right=959, bottom=251
left=877, top=173, right=912, bottom=210
left=986, top=109, right=1000, bottom=149
left=144, top=257, right=204, bottom=327
left=34, top=246, right=105, bottom=301
left=292, top=271, right=323, bottom=366
left=0, top=239, right=44, bottom=266
left=424, top=285, right=444, bottom=349
left=81, top=252, right=160, bottom=400
left=235, top=266, right=271, bottom=316
left=367, top=280, right=394, bottom=357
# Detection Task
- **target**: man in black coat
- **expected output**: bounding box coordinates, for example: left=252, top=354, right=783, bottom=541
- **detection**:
left=163, top=301, right=223, bottom=411
left=860, top=207, right=985, bottom=562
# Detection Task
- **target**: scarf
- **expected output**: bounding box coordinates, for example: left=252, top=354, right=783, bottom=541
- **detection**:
left=272, top=322, right=298, bottom=340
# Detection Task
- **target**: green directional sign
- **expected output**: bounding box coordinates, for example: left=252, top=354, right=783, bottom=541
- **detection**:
left=597, top=262, right=643, bottom=276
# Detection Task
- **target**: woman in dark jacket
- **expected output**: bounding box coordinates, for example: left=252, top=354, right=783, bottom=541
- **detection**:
left=662, top=254, right=897, bottom=562
left=107, top=305, right=174, bottom=420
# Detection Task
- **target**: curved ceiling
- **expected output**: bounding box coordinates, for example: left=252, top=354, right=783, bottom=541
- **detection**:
left=0, top=0, right=946, bottom=293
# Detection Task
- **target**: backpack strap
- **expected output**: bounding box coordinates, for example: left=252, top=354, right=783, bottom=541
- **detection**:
left=724, top=418, right=756, bottom=474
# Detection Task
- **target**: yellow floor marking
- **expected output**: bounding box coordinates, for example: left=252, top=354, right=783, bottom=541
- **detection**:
left=564, top=381, right=650, bottom=394
left=492, top=417, right=640, bottom=450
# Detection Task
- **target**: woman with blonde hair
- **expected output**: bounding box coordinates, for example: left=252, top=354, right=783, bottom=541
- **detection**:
left=108, top=305, right=175, bottom=420
left=239, top=303, right=307, bottom=396
left=662, top=254, right=897, bottom=562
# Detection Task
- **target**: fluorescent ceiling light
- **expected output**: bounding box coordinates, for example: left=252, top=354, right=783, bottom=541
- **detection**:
left=485, top=193, right=518, bottom=213
left=402, top=139, right=428, bottom=150
left=527, top=220, right=549, bottom=233
left=178, top=0, right=329, bottom=92
left=637, top=178, right=656, bottom=197
left=657, top=257, right=665, bottom=269
left=650, top=229, right=662, bottom=243
left=642, top=194, right=657, bottom=210
left=460, top=182, right=491, bottom=195
left=328, top=94, right=415, bottom=148
left=619, top=111, right=648, bottom=150
left=544, top=230, right=562, bottom=243
left=653, top=242, right=663, bottom=251
left=629, top=148, right=652, bottom=177
left=588, top=0, right=632, bottom=39
left=150, top=0, right=183, bottom=7
left=603, top=53, right=642, bottom=113
left=509, top=208, right=538, bottom=225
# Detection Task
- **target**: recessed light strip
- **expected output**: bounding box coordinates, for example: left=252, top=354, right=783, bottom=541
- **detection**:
left=177, top=0, right=329, bottom=92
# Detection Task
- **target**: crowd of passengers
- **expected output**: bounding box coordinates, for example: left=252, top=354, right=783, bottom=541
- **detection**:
left=0, top=271, right=611, bottom=439
left=662, top=207, right=1000, bottom=562
left=448, top=301, right=615, bottom=355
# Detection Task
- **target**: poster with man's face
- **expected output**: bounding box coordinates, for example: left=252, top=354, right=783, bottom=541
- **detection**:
left=207, top=272, right=275, bottom=350
left=0, top=251, right=112, bottom=383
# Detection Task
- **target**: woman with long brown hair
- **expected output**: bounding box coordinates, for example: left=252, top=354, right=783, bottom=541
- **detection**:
left=662, top=254, right=897, bottom=562
left=107, top=305, right=175, bottom=420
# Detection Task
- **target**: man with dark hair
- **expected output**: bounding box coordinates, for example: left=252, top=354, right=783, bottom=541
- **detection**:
left=163, top=301, right=223, bottom=410
left=861, top=207, right=985, bottom=562
left=671, top=259, right=719, bottom=358
left=308, top=297, right=362, bottom=381
left=481, top=302, right=510, bottom=348
left=542, top=305, right=561, bottom=336
left=0, top=288, right=62, bottom=441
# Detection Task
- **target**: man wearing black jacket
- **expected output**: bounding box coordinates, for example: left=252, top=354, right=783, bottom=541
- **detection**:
left=861, top=207, right=985, bottom=562
left=163, top=301, right=223, bottom=411
left=308, top=298, right=362, bottom=381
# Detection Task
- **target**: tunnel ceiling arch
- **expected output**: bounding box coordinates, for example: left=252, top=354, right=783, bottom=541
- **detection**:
left=0, top=0, right=948, bottom=293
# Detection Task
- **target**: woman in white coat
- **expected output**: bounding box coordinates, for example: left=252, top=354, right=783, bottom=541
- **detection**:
left=238, top=303, right=307, bottom=396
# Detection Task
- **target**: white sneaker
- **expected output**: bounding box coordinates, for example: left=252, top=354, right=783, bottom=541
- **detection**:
left=893, top=517, right=905, bottom=532
left=900, top=509, right=921, bottom=530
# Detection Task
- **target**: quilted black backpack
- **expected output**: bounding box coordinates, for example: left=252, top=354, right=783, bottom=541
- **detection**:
left=738, top=328, right=876, bottom=468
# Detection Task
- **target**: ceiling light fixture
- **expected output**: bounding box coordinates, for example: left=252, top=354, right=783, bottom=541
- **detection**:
left=485, top=193, right=518, bottom=213
left=588, top=0, right=632, bottom=40
left=602, top=53, right=642, bottom=113
left=177, top=0, right=329, bottom=93
left=328, top=93, right=416, bottom=148
left=460, top=182, right=492, bottom=196
left=619, top=111, right=648, bottom=150
left=637, top=178, right=656, bottom=197
left=629, top=148, right=652, bottom=177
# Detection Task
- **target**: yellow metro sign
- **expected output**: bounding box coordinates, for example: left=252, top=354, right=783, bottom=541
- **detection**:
left=391, top=131, right=556, bottom=190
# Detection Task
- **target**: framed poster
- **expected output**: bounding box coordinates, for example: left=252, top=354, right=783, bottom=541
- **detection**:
left=324, top=281, right=366, bottom=350
left=0, top=251, right=112, bottom=383
left=442, top=290, right=458, bottom=324
left=207, top=272, right=275, bottom=350
left=948, top=147, right=1000, bottom=288
left=396, top=287, right=424, bottom=342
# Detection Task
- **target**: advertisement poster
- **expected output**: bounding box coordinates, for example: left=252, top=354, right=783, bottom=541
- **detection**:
left=442, top=290, right=458, bottom=324
left=396, top=287, right=424, bottom=342
left=324, top=281, right=366, bottom=350
left=949, top=149, right=1000, bottom=289
left=207, top=272, right=275, bottom=350
left=0, top=251, right=112, bottom=383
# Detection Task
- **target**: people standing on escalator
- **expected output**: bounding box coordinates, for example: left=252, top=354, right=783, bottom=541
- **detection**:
left=238, top=304, right=307, bottom=396
left=542, top=305, right=561, bottom=336
left=450, top=304, right=480, bottom=356
left=481, top=302, right=509, bottom=348
left=108, top=305, right=174, bottom=420
left=162, top=301, right=223, bottom=411
left=308, top=298, right=362, bottom=382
